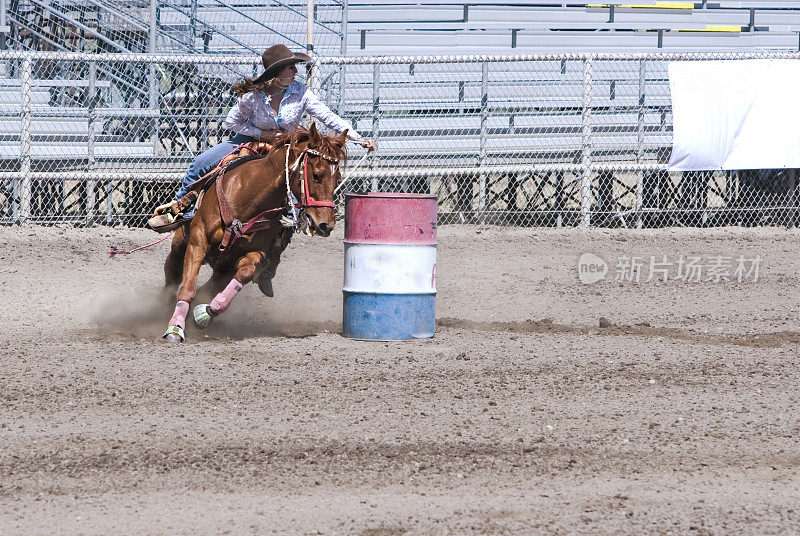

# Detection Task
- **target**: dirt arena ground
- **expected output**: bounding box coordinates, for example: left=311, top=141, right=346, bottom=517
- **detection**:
left=1, top=224, right=799, bottom=535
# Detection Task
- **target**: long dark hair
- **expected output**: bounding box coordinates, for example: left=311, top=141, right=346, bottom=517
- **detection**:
left=231, top=76, right=285, bottom=98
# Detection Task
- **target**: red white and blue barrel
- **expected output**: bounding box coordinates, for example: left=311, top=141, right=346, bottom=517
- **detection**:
left=343, top=193, right=437, bottom=340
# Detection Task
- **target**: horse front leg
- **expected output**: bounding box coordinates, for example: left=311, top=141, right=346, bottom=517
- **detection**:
left=163, top=228, right=187, bottom=291
left=192, top=251, right=265, bottom=329
left=164, top=229, right=209, bottom=343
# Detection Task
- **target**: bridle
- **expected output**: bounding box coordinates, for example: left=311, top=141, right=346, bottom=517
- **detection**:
left=282, top=143, right=341, bottom=230
left=286, top=146, right=339, bottom=210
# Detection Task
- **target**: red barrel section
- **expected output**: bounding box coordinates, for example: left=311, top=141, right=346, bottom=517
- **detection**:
left=344, top=193, right=438, bottom=245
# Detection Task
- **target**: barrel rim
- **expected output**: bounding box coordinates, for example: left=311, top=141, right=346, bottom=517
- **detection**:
left=339, top=335, right=435, bottom=342
left=343, top=290, right=437, bottom=297
left=343, top=241, right=438, bottom=246
left=344, top=192, right=438, bottom=200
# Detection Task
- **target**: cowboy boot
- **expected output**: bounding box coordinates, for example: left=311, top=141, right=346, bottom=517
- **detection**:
left=153, top=191, right=197, bottom=218
left=256, top=227, right=293, bottom=297
left=175, top=191, right=198, bottom=215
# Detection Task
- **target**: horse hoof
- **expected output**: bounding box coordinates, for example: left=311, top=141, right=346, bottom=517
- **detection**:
left=257, top=276, right=274, bottom=297
left=193, top=304, right=214, bottom=328
left=163, top=325, right=185, bottom=343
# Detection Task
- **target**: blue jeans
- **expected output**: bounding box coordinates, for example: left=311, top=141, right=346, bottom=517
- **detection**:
left=175, top=133, right=256, bottom=216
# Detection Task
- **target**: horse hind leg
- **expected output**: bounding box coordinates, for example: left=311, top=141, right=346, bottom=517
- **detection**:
left=256, top=227, right=292, bottom=297
left=192, top=251, right=264, bottom=329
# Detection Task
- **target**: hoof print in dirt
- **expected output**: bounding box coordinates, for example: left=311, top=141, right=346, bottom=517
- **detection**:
left=598, top=317, right=614, bottom=328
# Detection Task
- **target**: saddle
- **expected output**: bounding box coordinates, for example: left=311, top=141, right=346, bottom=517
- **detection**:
left=147, top=141, right=273, bottom=233
left=200, top=141, right=272, bottom=187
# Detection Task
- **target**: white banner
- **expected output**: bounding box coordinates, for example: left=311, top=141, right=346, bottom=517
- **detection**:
left=668, top=59, right=800, bottom=171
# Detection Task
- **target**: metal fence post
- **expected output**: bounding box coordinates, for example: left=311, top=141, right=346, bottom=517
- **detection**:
left=337, top=0, right=347, bottom=115
left=580, top=57, right=593, bottom=229
left=105, top=182, right=114, bottom=224
left=86, top=61, right=97, bottom=226
left=149, top=0, right=160, bottom=155
left=635, top=58, right=645, bottom=228
left=370, top=63, right=380, bottom=192
left=17, top=57, right=31, bottom=224
left=478, top=61, right=489, bottom=217
left=0, top=0, right=8, bottom=50
left=306, top=0, right=318, bottom=93
left=189, top=0, right=197, bottom=50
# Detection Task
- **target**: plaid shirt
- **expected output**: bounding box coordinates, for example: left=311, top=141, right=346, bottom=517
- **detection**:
left=223, top=81, right=360, bottom=141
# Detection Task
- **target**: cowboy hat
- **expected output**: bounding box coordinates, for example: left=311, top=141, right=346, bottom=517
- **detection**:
left=253, top=44, right=311, bottom=84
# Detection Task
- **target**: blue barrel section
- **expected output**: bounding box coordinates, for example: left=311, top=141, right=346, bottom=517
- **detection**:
left=342, top=193, right=438, bottom=341
left=342, top=293, right=436, bottom=340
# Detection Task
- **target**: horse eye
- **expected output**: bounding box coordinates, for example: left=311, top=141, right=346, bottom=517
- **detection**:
left=312, top=172, right=323, bottom=183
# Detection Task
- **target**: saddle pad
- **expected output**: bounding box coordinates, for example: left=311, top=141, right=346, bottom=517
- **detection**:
left=202, top=153, right=265, bottom=193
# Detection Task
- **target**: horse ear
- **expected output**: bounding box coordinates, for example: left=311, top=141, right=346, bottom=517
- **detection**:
left=308, top=122, right=321, bottom=143
left=339, top=129, right=349, bottom=142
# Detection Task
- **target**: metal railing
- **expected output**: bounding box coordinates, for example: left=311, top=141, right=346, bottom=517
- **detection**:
left=1, top=49, right=799, bottom=227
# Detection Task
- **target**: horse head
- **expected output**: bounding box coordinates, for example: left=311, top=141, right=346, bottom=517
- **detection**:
left=287, top=123, right=347, bottom=237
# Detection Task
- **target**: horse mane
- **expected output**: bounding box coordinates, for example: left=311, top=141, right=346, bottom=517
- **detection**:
left=276, top=126, right=348, bottom=162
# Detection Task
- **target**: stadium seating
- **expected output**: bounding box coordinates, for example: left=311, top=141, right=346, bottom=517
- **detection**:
left=129, top=1, right=800, bottom=55
left=340, top=3, right=800, bottom=55
left=0, top=72, right=157, bottom=166
left=7, top=1, right=800, bottom=55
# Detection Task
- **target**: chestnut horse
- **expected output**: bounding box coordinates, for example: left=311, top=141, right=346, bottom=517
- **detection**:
left=163, top=124, right=347, bottom=342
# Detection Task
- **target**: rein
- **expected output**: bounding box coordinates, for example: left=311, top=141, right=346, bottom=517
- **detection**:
left=108, top=231, right=175, bottom=258
left=333, top=149, right=370, bottom=195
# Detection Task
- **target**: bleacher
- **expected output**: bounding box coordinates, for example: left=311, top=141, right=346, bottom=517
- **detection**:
left=0, top=68, right=159, bottom=163
left=157, top=1, right=343, bottom=55
left=3, top=1, right=800, bottom=55
left=339, top=1, right=800, bottom=55
left=7, top=0, right=786, bottom=57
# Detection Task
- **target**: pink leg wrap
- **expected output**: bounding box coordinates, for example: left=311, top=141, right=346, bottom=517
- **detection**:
left=169, top=300, right=189, bottom=329
left=210, top=279, right=243, bottom=314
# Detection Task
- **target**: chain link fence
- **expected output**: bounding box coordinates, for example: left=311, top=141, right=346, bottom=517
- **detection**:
left=1, top=50, right=799, bottom=228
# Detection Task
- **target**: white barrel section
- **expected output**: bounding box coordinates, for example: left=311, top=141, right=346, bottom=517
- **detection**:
left=343, top=243, right=437, bottom=294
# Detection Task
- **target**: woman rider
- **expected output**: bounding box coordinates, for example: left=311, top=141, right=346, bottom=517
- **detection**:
left=157, top=44, right=375, bottom=296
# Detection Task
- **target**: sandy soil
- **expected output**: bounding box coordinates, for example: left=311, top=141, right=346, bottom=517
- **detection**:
left=1, top=224, right=799, bottom=535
